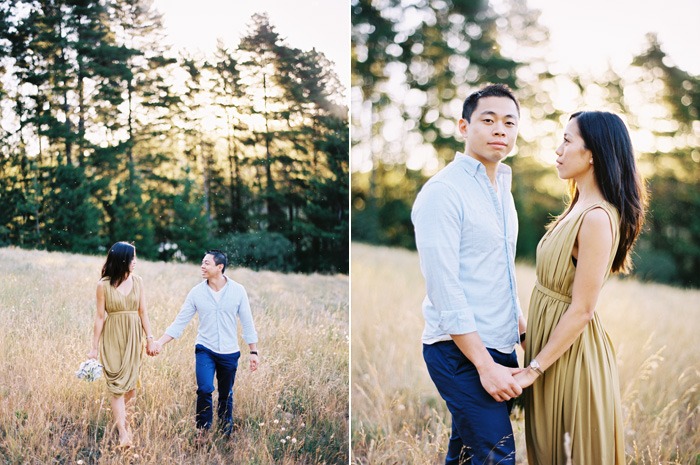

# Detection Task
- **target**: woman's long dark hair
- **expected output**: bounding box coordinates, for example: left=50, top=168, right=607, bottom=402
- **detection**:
left=101, top=242, right=135, bottom=287
left=567, top=111, right=647, bottom=274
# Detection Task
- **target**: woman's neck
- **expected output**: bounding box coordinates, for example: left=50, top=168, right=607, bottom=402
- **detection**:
left=574, top=173, right=604, bottom=206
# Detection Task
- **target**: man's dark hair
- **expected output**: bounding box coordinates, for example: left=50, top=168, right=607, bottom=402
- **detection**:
left=461, top=83, right=520, bottom=122
left=206, top=249, right=228, bottom=273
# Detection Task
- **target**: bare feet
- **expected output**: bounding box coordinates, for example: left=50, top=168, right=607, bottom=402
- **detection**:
left=118, top=429, right=133, bottom=448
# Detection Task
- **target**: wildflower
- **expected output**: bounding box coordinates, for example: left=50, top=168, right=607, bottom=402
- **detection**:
left=280, top=439, right=286, bottom=444
left=291, top=438, right=297, bottom=444
left=273, top=419, right=279, bottom=424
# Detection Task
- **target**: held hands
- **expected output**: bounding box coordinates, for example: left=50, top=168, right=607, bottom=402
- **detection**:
left=146, top=339, right=163, bottom=356
left=478, top=363, right=524, bottom=402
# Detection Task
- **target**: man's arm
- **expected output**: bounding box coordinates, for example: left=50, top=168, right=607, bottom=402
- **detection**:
left=153, top=290, right=197, bottom=354
left=237, top=288, right=259, bottom=371
left=413, top=182, right=477, bottom=335
left=451, top=333, right=522, bottom=401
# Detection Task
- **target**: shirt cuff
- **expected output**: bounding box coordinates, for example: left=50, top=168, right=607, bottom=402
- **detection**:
left=439, top=311, right=477, bottom=335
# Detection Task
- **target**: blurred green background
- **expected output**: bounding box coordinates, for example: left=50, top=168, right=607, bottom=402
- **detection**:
left=351, top=0, right=700, bottom=287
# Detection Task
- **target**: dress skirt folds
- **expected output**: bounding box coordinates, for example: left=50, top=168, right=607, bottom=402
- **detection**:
left=99, top=275, right=144, bottom=396
left=524, top=202, right=625, bottom=464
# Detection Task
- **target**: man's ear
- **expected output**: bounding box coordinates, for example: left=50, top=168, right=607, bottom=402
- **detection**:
left=458, top=118, right=469, bottom=138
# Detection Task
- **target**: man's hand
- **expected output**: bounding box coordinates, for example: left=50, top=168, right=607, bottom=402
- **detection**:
left=450, top=332, right=523, bottom=402
left=477, top=363, right=523, bottom=402
left=249, top=353, right=259, bottom=372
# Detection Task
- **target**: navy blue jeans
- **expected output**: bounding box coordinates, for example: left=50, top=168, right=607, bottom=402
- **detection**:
left=423, top=341, right=518, bottom=465
left=195, top=344, right=240, bottom=434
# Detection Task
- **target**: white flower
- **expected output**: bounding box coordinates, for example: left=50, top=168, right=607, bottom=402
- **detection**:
left=280, top=439, right=286, bottom=444
left=75, top=359, right=103, bottom=382
left=291, top=438, right=297, bottom=444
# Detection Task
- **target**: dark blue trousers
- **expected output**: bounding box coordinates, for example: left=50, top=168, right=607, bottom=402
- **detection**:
left=195, top=344, right=240, bottom=435
left=423, top=340, right=518, bottom=465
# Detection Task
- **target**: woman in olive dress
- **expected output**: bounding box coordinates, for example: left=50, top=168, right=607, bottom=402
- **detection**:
left=88, top=242, right=157, bottom=447
left=515, top=112, right=646, bottom=464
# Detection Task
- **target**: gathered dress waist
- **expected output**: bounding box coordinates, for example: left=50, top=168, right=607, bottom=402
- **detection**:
left=534, top=281, right=572, bottom=304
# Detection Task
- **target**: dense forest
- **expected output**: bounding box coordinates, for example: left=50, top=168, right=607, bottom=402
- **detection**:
left=351, top=0, right=700, bottom=287
left=0, top=1, right=349, bottom=274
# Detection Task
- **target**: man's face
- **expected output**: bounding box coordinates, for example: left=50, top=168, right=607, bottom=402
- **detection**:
left=201, top=254, right=222, bottom=279
left=458, top=96, right=519, bottom=167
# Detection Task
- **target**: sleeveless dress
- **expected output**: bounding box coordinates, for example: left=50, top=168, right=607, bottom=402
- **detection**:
left=99, top=275, right=144, bottom=395
left=524, top=202, right=625, bottom=464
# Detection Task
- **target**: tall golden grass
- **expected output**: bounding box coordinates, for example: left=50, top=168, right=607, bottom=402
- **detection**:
left=0, top=247, right=348, bottom=464
left=351, top=243, right=700, bottom=465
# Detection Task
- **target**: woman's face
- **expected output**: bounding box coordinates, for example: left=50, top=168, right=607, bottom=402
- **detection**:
left=555, top=118, right=593, bottom=180
left=129, top=253, right=137, bottom=273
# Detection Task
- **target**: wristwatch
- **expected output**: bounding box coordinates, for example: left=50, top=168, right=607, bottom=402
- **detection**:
left=529, top=359, right=544, bottom=376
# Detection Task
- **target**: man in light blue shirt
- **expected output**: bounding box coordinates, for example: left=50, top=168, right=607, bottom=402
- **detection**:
left=153, top=249, right=258, bottom=438
left=412, top=84, right=527, bottom=464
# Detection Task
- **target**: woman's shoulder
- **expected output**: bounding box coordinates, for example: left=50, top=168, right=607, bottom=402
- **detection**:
left=589, top=200, right=620, bottom=225
left=579, top=204, right=617, bottom=243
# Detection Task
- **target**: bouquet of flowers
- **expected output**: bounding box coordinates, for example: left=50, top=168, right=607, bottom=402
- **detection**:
left=76, top=359, right=103, bottom=382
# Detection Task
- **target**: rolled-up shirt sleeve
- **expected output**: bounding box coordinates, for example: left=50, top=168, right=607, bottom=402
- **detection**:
left=237, top=288, right=258, bottom=344
left=165, top=290, right=197, bottom=339
left=413, top=181, right=477, bottom=335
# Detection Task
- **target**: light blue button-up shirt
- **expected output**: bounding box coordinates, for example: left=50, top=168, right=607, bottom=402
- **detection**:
left=412, top=153, right=522, bottom=351
left=165, top=276, right=258, bottom=354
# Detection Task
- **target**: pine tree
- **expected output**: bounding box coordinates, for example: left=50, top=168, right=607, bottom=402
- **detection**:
left=238, top=13, right=288, bottom=233
left=209, top=41, right=251, bottom=232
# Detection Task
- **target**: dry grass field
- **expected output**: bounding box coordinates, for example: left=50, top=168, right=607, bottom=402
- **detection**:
left=351, top=243, right=700, bottom=465
left=0, top=247, right=348, bottom=464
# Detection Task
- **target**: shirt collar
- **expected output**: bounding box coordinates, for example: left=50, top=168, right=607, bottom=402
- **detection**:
left=455, top=152, right=513, bottom=179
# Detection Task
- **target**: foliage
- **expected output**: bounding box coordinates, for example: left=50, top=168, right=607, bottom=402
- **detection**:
left=0, top=2, right=348, bottom=274
left=218, top=231, right=296, bottom=272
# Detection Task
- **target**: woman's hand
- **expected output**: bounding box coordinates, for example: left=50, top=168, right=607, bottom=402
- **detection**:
left=514, top=367, right=539, bottom=390
left=147, top=340, right=161, bottom=356
left=87, top=348, right=98, bottom=360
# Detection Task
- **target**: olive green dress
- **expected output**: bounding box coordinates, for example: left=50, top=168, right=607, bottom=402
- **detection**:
left=524, top=202, right=625, bottom=464
left=99, top=275, right=144, bottom=396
